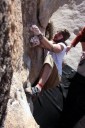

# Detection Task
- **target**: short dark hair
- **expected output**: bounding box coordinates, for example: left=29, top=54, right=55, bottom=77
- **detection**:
left=53, top=29, right=70, bottom=43
left=60, top=29, right=70, bottom=41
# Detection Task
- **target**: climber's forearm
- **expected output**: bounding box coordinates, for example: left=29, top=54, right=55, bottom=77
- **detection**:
left=38, top=34, right=53, bottom=51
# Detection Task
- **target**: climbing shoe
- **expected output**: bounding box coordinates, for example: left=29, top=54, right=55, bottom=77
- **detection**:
left=25, top=86, right=41, bottom=97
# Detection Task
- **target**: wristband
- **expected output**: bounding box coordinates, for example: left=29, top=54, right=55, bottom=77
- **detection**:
left=37, top=34, right=44, bottom=40
left=38, top=83, right=43, bottom=88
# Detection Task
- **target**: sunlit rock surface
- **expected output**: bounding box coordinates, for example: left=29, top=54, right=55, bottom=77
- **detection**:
left=51, top=0, right=85, bottom=70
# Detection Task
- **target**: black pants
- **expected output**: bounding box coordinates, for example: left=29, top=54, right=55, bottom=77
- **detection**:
left=33, top=86, right=64, bottom=128
left=59, top=73, right=85, bottom=128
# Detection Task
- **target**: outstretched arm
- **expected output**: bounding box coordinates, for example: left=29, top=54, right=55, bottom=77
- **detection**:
left=30, top=25, right=64, bottom=53
left=66, top=26, right=85, bottom=53
left=66, top=44, right=73, bottom=53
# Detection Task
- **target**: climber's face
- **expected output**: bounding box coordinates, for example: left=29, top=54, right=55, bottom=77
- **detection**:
left=53, top=32, right=63, bottom=42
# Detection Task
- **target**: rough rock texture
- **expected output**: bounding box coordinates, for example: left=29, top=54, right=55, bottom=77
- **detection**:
left=0, top=0, right=85, bottom=128
left=4, top=88, right=38, bottom=128
left=0, top=0, right=38, bottom=128
left=0, top=0, right=13, bottom=126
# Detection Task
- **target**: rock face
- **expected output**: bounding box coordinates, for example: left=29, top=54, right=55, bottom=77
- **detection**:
left=4, top=88, right=39, bottom=128
left=0, top=0, right=85, bottom=128
left=0, top=0, right=38, bottom=127
left=50, top=0, right=85, bottom=71
left=0, top=0, right=13, bottom=126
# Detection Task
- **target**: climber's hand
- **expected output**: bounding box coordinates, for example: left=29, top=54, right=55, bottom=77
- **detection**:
left=30, top=25, right=42, bottom=35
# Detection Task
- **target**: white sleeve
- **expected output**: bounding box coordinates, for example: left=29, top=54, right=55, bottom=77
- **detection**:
left=58, top=42, right=67, bottom=52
